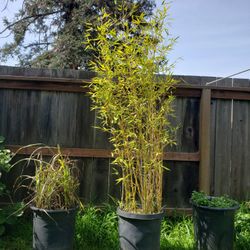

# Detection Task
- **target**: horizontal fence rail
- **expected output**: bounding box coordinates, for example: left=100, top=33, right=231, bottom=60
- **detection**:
left=1, top=74, right=250, bottom=100
left=7, top=145, right=200, bottom=161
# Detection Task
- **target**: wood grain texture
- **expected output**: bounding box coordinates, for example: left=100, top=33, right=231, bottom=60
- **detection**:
left=213, top=100, right=233, bottom=196
left=166, top=97, right=200, bottom=153
left=162, top=161, right=199, bottom=208
left=210, top=98, right=217, bottom=195
left=7, top=145, right=199, bottom=161
left=199, top=89, right=211, bottom=194
left=231, top=100, right=250, bottom=200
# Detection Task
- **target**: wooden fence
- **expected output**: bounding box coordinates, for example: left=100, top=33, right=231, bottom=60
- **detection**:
left=0, top=66, right=249, bottom=209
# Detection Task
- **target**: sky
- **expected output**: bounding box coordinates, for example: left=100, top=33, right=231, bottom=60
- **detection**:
left=0, top=0, right=250, bottom=79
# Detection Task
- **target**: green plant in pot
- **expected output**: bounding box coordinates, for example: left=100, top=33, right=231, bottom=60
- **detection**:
left=16, top=145, right=80, bottom=250
left=190, top=191, right=239, bottom=250
left=85, top=2, right=177, bottom=249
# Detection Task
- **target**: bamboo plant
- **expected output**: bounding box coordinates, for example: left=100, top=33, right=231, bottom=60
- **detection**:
left=85, top=2, right=177, bottom=214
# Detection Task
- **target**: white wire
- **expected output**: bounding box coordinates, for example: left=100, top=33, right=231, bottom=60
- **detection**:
left=205, top=68, right=250, bottom=86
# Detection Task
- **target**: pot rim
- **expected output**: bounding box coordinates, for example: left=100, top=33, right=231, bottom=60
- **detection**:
left=117, top=207, right=164, bottom=220
left=30, top=206, right=78, bottom=214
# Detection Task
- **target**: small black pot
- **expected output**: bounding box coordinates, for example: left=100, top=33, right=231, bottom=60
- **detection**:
left=117, top=208, right=164, bottom=250
left=31, top=206, right=78, bottom=250
left=192, top=202, right=239, bottom=250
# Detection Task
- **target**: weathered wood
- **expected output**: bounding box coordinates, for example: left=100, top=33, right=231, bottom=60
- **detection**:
left=0, top=79, right=88, bottom=93
left=7, top=145, right=113, bottom=158
left=209, top=98, right=217, bottom=195
left=90, top=158, right=110, bottom=204
left=231, top=100, right=250, bottom=200
left=1, top=74, right=250, bottom=100
left=167, top=97, right=200, bottom=153
left=7, top=145, right=200, bottom=161
left=199, top=89, right=211, bottom=194
left=213, top=100, right=233, bottom=196
left=77, top=158, right=93, bottom=203
left=212, top=89, right=250, bottom=101
left=163, top=161, right=199, bottom=207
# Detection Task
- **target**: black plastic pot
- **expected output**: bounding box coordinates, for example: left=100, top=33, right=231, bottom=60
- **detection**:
left=31, top=206, right=77, bottom=250
left=192, top=202, right=239, bottom=250
left=117, top=208, right=164, bottom=250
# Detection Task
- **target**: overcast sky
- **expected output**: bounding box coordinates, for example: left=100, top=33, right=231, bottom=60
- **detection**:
left=0, top=0, right=250, bottom=78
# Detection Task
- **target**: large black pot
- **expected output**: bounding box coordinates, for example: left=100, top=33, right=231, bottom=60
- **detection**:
left=31, top=206, right=77, bottom=250
left=117, top=208, right=164, bottom=250
left=192, top=202, right=239, bottom=250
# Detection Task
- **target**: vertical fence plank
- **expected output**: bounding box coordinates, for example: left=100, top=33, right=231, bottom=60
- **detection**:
left=231, top=100, right=250, bottom=200
left=74, top=94, right=95, bottom=148
left=78, top=158, right=93, bottom=203
left=214, top=100, right=233, bottom=196
left=90, top=158, right=110, bottom=204
left=210, top=98, right=217, bottom=195
left=199, top=88, right=211, bottom=194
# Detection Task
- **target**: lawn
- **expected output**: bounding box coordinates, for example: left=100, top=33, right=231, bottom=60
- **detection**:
left=1, top=203, right=249, bottom=250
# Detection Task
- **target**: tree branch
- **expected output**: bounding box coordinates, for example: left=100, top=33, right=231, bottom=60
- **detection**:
left=1, top=0, right=9, bottom=12
left=23, top=42, right=52, bottom=49
left=0, top=10, right=63, bottom=35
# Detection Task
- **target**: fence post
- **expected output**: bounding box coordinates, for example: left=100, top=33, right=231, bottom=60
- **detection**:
left=199, top=88, right=211, bottom=194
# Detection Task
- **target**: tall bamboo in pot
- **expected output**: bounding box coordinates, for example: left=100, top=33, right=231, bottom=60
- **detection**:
left=85, top=3, right=177, bottom=249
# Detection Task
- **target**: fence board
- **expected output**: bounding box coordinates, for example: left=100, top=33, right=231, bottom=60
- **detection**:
left=210, top=98, right=217, bottom=195
left=74, top=94, right=95, bottom=148
left=89, top=158, right=110, bottom=204
left=231, top=101, right=250, bottom=200
left=214, top=100, right=233, bottom=196
left=167, top=97, right=200, bottom=152
left=163, top=161, right=199, bottom=207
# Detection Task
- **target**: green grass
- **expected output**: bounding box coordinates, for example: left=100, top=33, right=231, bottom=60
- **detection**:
left=1, top=203, right=249, bottom=250
left=0, top=217, right=32, bottom=250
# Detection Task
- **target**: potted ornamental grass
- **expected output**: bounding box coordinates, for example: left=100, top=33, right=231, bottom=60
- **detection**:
left=16, top=145, right=80, bottom=250
left=190, top=191, right=239, bottom=250
left=85, top=3, right=177, bottom=249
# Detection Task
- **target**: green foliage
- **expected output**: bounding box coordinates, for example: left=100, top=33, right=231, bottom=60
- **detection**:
left=16, top=145, right=80, bottom=210
left=0, top=136, right=12, bottom=176
left=191, top=191, right=239, bottom=208
left=0, top=136, right=23, bottom=236
left=74, top=205, right=119, bottom=250
left=1, top=203, right=249, bottom=250
left=0, top=216, right=32, bottom=250
left=0, top=0, right=155, bottom=69
left=235, top=202, right=250, bottom=250
left=85, top=3, right=177, bottom=214
left=161, top=216, right=195, bottom=250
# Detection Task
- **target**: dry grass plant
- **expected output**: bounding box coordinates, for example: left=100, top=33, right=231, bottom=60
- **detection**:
left=15, top=145, right=80, bottom=210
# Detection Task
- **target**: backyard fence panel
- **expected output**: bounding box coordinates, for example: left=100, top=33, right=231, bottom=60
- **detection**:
left=77, top=158, right=93, bottom=203
left=74, top=94, right=95, bottom=148
left=1, top=67, right=250, bottom=208
left=163, top=97, right=200, bottom=207
left=163, top=161, right=199, bottom=208
left=231, top=100, right=250, bottom=200
left=88, top=158, right=110, bottom=204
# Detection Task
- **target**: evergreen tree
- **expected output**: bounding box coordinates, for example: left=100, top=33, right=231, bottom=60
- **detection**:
left=0, top=0, right=155, bottom=69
